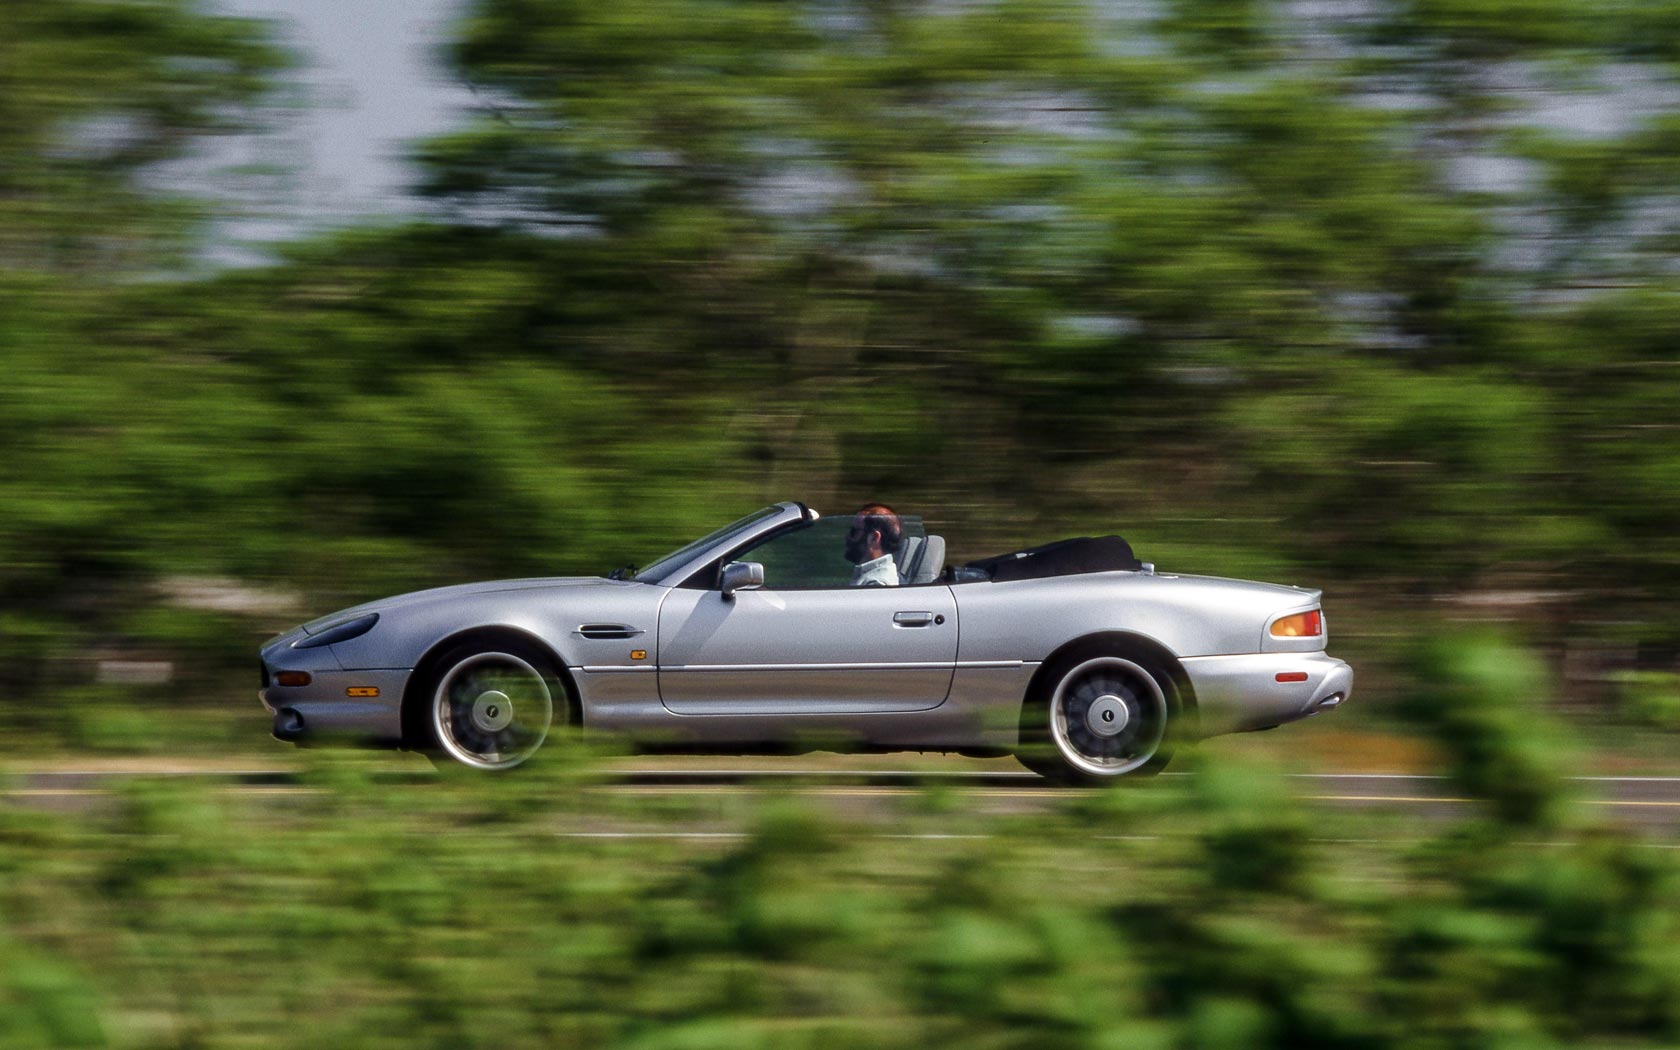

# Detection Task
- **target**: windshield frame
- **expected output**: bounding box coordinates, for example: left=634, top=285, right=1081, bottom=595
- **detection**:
left=631, top=503, right=806, bottom=586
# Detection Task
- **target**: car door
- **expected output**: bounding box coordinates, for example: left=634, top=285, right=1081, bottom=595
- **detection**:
left=654, top=515, right=958, bottom=715
left=656, top=585, right=958, bottom=714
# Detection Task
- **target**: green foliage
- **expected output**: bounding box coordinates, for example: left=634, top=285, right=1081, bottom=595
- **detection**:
left=404, top=0, right=1680, bottom=629
left=1613, top=671, right=1680, bottom=729
left=1, top=636, right=1678, bottom=1047
left=1401, top=633, right=1576, bottom=826
left=0, top=0, right=285, bottom=275
left=4, top=0, right=1680, bottom=748
left=0, top=937, right=108, bottom=1050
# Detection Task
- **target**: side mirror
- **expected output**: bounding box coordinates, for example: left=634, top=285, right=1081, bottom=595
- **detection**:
left=719, top=561, right=764, bottom=601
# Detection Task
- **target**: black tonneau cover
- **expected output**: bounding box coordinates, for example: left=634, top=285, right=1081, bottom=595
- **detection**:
left=964, top=535, right=1143, bottom=582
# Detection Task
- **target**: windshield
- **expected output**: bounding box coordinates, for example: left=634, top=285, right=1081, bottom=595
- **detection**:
left=630, top=506, right=784, bottom=584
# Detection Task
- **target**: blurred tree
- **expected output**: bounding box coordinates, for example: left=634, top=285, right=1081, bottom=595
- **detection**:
left=0, top=0, right=283, bottom=275
left=412, top=0, right=1680, bottom=613
left=5, top=0, right=1680, bottom=727
left=0, top=0, right=285, bottom=707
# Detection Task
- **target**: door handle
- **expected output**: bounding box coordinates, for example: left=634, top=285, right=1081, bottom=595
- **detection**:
left=893, top=611, right=935, bottom=627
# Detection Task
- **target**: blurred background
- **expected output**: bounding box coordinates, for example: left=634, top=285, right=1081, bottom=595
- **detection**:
left=3, top=1, right=1680, bottom=1046
left=5, top=0, right=1680, bottom=748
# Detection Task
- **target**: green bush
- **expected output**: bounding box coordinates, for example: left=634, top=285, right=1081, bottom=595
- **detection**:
left=1614, top=671, right=1680, bottom=731
left=1, top=637, right=1675, bottom=1049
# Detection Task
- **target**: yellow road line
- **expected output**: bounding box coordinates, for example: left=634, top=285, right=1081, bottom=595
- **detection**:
left=1, top=789, right=103, bottom=798
left=7, top=785, right=1680, bottom=809
left=605, top=786, right=1680, bottom=809
left=1310, top=795, right=1680, bottom=808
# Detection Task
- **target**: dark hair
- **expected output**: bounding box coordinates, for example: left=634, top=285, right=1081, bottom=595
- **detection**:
left=855, top=503, right=903, bottom=554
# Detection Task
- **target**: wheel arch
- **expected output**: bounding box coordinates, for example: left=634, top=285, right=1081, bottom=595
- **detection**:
left=1025, top=631, right=1200, bottom=734
left=400, top=625, right=580, bottom=749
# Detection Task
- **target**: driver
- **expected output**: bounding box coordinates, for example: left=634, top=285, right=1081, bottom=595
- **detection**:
left=845, top=503, right=902, bottom=587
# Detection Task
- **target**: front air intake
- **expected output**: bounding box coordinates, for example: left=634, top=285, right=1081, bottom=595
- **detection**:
left=273, top=708, right=306, bottom=741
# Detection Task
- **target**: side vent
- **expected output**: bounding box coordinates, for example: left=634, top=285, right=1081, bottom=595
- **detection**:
left=576, top=624, right=645, bottom=640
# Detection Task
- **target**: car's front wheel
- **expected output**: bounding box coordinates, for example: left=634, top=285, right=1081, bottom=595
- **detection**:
left=425, top=643, right=561, bottom=770
left=1019, top=650, right=1176, bottom=783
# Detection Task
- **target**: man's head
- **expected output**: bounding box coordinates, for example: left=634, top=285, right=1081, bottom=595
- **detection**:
left=845, top=503, right=903, bottom=565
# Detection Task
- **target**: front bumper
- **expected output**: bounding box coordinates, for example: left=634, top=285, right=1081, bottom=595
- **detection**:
left=1181, top=651, right=1352, bottom=737
left=259, top=640, right=410, bottom=744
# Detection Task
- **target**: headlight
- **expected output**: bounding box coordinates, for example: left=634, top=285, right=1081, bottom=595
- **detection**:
left=292, top=613, right=380, bottom=649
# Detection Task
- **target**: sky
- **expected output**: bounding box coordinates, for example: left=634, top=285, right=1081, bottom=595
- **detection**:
left=204, top=0, right=475, bottom=257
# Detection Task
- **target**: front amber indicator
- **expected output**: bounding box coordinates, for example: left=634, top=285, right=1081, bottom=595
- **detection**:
left=346, top=686, right=380, bottom=698
left=275, top=671, right=312, bottom=687
left=1270, top=610, right=1323, bottom=638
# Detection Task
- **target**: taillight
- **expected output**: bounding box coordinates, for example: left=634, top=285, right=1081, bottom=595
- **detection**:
left=1270, top=609, right=1323, bottom=638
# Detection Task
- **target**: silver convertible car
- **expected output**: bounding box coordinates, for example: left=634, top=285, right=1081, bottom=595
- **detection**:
left=258, top=502, right=1352, bottom=782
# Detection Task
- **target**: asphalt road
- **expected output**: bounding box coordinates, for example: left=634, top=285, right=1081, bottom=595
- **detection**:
left=5, top=766, right=1679, bottom=838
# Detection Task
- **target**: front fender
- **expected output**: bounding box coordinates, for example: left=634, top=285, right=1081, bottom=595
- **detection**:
left=322, top=580, right=666, bottom=672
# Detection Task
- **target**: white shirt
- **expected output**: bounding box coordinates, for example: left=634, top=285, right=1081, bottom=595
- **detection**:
left=851, top=554, right=900, bottom=587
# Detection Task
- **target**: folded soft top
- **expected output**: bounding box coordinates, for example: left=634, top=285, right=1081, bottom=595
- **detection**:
left=964, top=535, right=1143, bottom=582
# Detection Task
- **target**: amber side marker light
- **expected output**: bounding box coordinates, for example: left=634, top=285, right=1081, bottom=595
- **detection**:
left=275, top=671, right=312, bottom=687
left=1276, top=672, right=1310, bottom=683
left=346, top=686, right=380, bottom=698
left=1269, top=610, right=1323, bottom=638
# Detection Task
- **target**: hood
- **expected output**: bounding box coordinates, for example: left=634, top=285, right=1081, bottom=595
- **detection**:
left=299, top=576, right=616, bottom=634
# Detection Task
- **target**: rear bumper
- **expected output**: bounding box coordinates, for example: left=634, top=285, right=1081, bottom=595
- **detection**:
left=1182, top=651, right=1352, bottom=736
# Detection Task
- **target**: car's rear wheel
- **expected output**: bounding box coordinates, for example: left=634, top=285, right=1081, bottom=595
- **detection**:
left=1019, top=650, right=1176, bottom=783
left=426, top=643, right=560, bottom=770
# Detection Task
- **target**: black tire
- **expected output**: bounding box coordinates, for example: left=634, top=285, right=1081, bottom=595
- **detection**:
left=413, top=639, right=566, bottom=770
left=1016, top=644, right=1179, bottom=784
